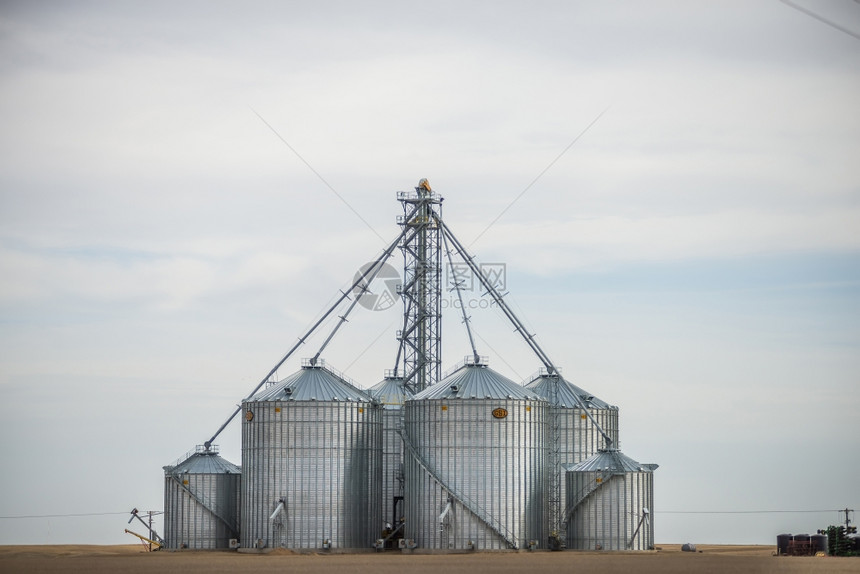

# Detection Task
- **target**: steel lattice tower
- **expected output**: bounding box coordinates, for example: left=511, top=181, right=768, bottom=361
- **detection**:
left=545, top=371, right=563, bottom=548
left=396, top=180, right=442, bottom=394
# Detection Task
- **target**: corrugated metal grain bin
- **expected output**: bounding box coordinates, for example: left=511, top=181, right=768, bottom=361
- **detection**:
left=525, top=372, right=619, bottom=535
left=776, top=533, right=792, bottom=555
left=368, top=375, right=413, bottom=528
left=811, top=533, right=828, bottom=555
left=403, top=361, right=548, bottom=550
left=240, top=360, right=382, bottom=550
left=163, top=446, right=241, bottom=549
left=525, top=373, right=619, bottom=464
left=564, top=449, right=657, bottom=551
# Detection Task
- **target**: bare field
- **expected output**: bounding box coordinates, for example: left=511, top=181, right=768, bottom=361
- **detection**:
left=1, top=544, right=858, bottom=574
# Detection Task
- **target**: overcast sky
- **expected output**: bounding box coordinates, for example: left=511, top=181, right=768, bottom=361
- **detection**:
left=1, top=1, right=858, bottom=546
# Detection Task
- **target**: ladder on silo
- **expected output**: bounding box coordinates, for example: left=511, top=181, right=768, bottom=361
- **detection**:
left=547, top=374, right=563, bottom=548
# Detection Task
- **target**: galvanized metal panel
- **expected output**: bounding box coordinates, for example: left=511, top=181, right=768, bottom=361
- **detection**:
left=240, top=366, right=382, bottom=550
left=250, top=364, right=371, bottom=403
left=564, top=450, right=656, bottom=551
left=404, top=365, right=548, bottom=550
left=525, top=376, right=620, bottom=464
left=168, top=449, right=241, bottom=474
left=369, top=377, right=412, bottom=526
left=567, top=449, right=653, bottom=473
left=378, top=408, right=404, bottom=526
left=369, top=376, right=412, bottom=409
left=163, top=451, right=241, bottom=549
left=526, top=374, right=620, bottom=533
left=526, top=375, right=614, bottom=410
left=417, top=364, right=542, bottom=400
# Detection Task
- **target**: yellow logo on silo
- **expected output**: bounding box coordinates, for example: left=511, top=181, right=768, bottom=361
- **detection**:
left=492, top=408, right=508, bottom=419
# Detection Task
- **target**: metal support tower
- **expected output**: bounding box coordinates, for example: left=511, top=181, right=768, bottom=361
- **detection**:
left=397, top=179, right=443, bottom=394
left=545, top=371, right=563, bottom=548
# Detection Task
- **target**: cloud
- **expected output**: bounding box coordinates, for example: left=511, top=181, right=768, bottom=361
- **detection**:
left=1, top=1, right=858, bottom=546
left=0, top=241, right=316, bottom=310
left=459, top=206, right=860, bottom=275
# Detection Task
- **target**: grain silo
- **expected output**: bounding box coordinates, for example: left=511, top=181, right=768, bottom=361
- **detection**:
left=564, top=449, right=657, bottom=551
left=525, top=372, right=619, bottom=464
left=369, top=374, right=413, bottom=531
left=525, top=371, right=620, bottom=541
left=162, top=446, right=241, bottom=549
left=403, top=359, right=548, bottom=550
left=240, top=359, right=382, bottom=550
left=166, top=180, right=659, bottom=555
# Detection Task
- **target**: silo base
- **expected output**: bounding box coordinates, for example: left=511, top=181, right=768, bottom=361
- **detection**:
left=237, top=547, right=378, bottom=554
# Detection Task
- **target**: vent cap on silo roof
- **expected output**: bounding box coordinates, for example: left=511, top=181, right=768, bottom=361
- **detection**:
left=248, top=359, right=372, bottom=403
left=412, top=363, right=543, bottom=401
left=525, top=373, right=614, bottom=409
left=369, top=374, right=414, bottom=409
left=563, top=449, right=658, bottom=474
left=163, top=446, right=241, bottom=475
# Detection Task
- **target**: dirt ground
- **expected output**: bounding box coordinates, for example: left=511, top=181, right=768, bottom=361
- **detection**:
left=1, top=544, right=858, bottom=574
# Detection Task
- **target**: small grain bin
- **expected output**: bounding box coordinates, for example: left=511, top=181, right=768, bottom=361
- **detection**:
left=163, top=445, right=241, bottom=549
left=369, top=374, right=413, bottom=529
left=240, top=360, right=382, bottom=550
left=565, top=449, right=657, bottom=551
left=403, top=359, right=548, bottom=550
left=811, top=533, right=828, bottom=555
left=776, top=533, right=792, bottom=555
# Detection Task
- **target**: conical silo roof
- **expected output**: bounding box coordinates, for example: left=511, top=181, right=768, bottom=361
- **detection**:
left=248, top=362, right=372, bottom=402
left=526, top=374, right=613, bottom=409
left=413, top=364, right=543, bottom=401
left=369, top=376, right=413, bottom=409
left=164, top=449, right=240, bottom=474
left=564, top=449, right=658, bottom=474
